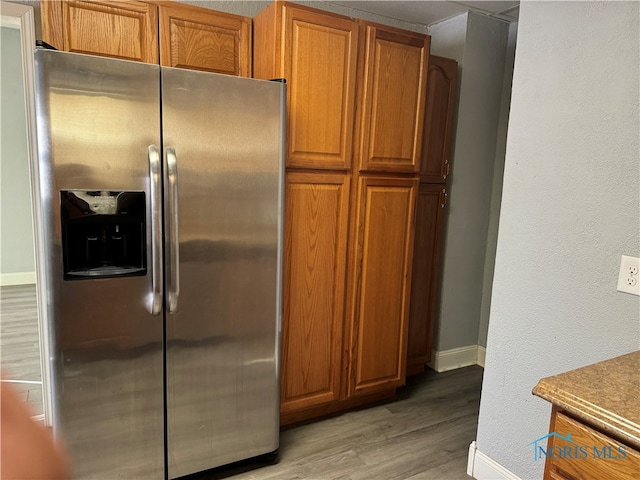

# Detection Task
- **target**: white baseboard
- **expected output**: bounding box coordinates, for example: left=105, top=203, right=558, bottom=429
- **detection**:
left=0, top=271, right=36, bottom=286
left=467, top=441, right=521, bottom=479
left=427, top=344, right=486, bottom=372
left=477, top=346, right=486, bottom=368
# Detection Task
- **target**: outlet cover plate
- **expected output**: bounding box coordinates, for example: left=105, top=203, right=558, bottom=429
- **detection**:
left=617, top=255, right=640, bottom=296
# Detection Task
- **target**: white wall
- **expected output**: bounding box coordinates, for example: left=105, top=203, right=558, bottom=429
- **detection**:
left=476, top=2, right=640, bottom=479
left=428, top=13, right=510, bottom=352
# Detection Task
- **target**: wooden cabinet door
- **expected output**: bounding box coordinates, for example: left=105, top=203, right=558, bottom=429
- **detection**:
left=280, top=5, right=359, bottom=170
left=356, top=22, right=429, bottom=174
left=348, top=176, right=417, bottom=396
left=41, top=0, right=159, bottom=63
left=545, top=408, right=640, bottom=480
left=157, top=3, right=251, bottom=76
left=421, top=55, right=457, bottom=183
left=281, top=172, right=351, bottom=414
left=406, top=184, right=447, bottom=375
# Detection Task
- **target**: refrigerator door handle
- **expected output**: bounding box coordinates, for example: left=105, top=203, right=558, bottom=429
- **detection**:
left=166, top=147, right=180, bottom=314
left=148, top=145, right=163, bottom=316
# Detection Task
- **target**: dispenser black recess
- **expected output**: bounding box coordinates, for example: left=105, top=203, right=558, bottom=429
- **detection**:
left=60, top=190, right=146, bottom=280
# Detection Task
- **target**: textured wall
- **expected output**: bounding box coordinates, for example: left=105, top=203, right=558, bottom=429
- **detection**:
left=478, top=20, right=518, bottom=348
left=476, top=2, right=640, bottom=478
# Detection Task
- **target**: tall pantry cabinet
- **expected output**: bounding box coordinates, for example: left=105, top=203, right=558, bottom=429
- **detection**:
left=254, top=1, right=429, bottom=424
left=407, top=55, right=458, bottom=374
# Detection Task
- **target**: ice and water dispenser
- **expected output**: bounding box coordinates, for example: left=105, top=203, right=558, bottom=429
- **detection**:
left=60, top=190, right=146, bottom=280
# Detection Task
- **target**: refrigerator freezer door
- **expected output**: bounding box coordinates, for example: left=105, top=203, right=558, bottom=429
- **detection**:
left=162, top=69, right=285, bottom=478
left=33, top=50, right=164, bottom=479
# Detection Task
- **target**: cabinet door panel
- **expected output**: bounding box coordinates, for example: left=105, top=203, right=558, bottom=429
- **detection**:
left=158, top=4, right=251, bottom=76
left=42, top=0, right=159, bottom=63
left=545, top=411, right=640, bottom=480
left=407, top=184, right=447, bottom=374
left=281, top=173, right=351, bottom=413
left=283, top=6, right=358, bottom=170
left=421, top=55, right=457, bottom=183
left=357, top=24, right=429, bottom=173
left=349, top=176, right=417, bottom=395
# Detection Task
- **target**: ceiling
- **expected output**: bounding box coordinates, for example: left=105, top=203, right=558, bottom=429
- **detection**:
left=328, top=1, right=519, bottom=27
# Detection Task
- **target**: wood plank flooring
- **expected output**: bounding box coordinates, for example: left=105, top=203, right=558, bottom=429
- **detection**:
left=205, top=366, right=482, bottom=480
left=0, top=284, right=43, bottom=416
left=0, top=284, right=482, bottom=479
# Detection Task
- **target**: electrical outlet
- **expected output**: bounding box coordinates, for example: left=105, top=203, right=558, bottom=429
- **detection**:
left=617, top=255, right=640, bottom=296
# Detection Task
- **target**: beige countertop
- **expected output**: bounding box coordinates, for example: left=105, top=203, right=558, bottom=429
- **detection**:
left=533, top=350, right=640, bottom=450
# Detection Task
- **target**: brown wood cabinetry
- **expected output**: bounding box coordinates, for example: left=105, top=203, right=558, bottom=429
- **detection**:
left=157, top=2, right=250, bottom=76
left=40, top=0, right=251, bottom=75
left=255, top=1, right=430, bottom=423
left=281, top=172, right=350, bottom=414
left=405, top=54, right=456, bottom=375
left=41, top=0, right=159, bottom=63
left=356, top=23, right=429, bottom=174
left=348, top=176, right=418, bottom=396
left=406, top=184, right=447, bottom=375
left=420, top=55, right=458, bottom=183
left=254, top=3, right=358, bottom=170
left=544, top=407, right=640, bottom=480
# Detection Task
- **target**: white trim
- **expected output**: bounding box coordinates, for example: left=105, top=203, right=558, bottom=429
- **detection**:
left=467, top=441, right=522, bottom=480
left=0, top=2, right=25, bottom=28
left=427, top=345, right=482, bottom=372
left=0, top=271, right=36, bottom=286
left=477, top=346, right=486, bottom=368
left=1, top=1, right=52, bottom=429
left=467, top=441, right=476, bottom=475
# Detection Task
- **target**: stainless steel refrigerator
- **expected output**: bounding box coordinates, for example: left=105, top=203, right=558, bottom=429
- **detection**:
left=33, top=48, right=285, bottom=479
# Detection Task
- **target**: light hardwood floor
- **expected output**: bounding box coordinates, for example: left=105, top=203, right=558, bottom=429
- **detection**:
left=0, top=284, right=481, bottom=479
left=0, top=284, right=43, bottom=416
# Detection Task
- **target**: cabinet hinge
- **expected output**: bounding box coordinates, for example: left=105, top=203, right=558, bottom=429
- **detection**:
left=443, top=159, right=450, bottom=178
left=440, top=189, right=448, bottom=208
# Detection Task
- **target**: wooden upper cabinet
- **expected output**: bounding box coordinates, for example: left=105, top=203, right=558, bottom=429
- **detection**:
left=254, top=3, right=359, bottom=170
left=356, top=23, right=429, bottom=174
left=348, top=176, right=417, bottom=396
left=41, top=0, right=159, bottom=63
left=421, top=55, right=458, bottom=183
left=281, top=172, right=351, bottom=414
left=40, top=0, right=251, bottom=75
left=157, top=2, right=251, bottom=76
left=406, top=184, right=447, bottom=375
